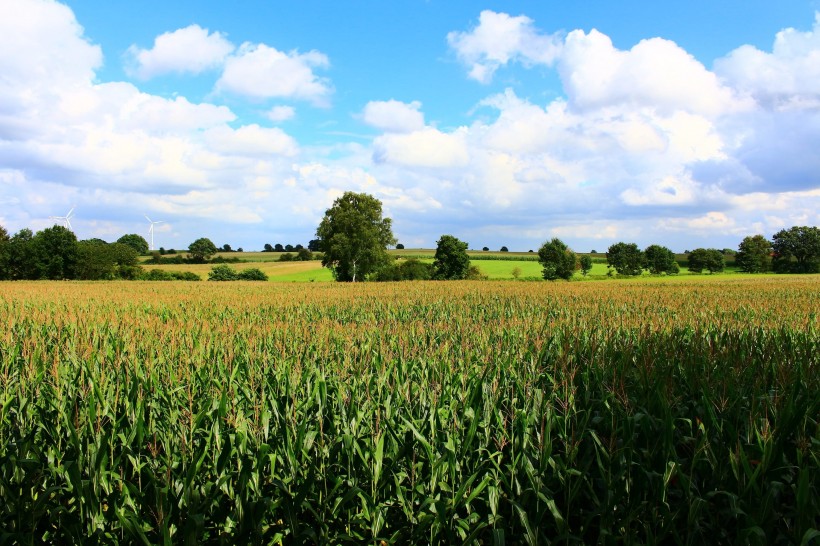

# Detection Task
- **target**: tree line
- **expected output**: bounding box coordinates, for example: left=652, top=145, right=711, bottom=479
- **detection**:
left=315, top=192, right=820, bottom=282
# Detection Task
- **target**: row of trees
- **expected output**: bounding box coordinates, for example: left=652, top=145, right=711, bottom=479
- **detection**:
left=314, top=192, right=820, bottom=283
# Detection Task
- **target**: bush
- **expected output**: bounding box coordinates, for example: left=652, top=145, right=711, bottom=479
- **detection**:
left=238, top=268, right=268, bottom=281
left=208, top=265, right=239, bottom=281
left=279, top=253, right=294, bottom=262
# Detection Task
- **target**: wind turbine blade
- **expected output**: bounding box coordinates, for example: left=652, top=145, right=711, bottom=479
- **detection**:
left=66, top=207, right=75, bottom=218
left=145, top=215, right=152, bottom=223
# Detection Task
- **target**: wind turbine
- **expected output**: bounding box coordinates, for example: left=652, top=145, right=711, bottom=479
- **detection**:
left=145, top=215, right=164, bottom=251
left=49, top=207, right=75, bottom=230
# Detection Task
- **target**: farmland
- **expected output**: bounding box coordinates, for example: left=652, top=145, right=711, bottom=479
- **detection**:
left=1, top=277, right=818, bottom=544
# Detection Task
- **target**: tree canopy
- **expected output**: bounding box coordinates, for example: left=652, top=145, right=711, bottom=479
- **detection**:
left=433, top=235, right=470, bottom=280
left=771, top=226, right=820, bottom=273
left=188, top=238, right=218, bottom=263
left=687, top=248, right=725, bottom=274
left=643, top=245, right=679, bottom=275
left=117, top=233, right=149, bottom=255
left=606, top=242, right=644, bottom=276
left=316, top=191, right=396, bottom=282
left=538, top=238, right=577, bottom=280
left=736, top=235, right=772, bottom=273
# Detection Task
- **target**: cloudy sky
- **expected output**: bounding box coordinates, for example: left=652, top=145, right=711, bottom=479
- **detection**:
left=1, top=0, right=819, bottom=252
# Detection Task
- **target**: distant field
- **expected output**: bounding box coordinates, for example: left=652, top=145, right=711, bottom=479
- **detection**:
left=142, top=255, right=748, bottom=282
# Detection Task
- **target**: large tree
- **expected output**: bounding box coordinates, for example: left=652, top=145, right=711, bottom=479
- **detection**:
left=771, top=226, right=820, bottom=273
left=606, top=242, right=644, bottom=276
left=433, top=235, right=470, bottom=280
left=188, top=238, right=218, bottom=262
left=316, top=191, right=396, bottom=282
left=687, top=248, right=725, bottom=274
left=117, top=233, right=149, bottom=255
left=538, top=238, right=577, bottom=280
left=736, top=234, right=772, bottom=273
left=643, top=244, right=679, bottom=275
left=32, top=225, right=79, bottom=280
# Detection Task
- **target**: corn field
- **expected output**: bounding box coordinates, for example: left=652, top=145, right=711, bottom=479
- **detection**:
left=1, top=278, right=818, bottom=545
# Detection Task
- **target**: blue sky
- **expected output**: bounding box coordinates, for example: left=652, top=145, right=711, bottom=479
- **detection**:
left=1, top=0, right=819, bottom=252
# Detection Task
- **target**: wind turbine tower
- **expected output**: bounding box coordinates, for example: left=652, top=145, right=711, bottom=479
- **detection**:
left=49, top=207, right=75, bottom=230
left=145, top=215, right=164, bottom=251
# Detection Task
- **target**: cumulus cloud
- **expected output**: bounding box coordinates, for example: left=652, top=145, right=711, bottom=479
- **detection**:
left=715, top=13, right=820, bottom=107
left=558, top=30, right=745, bottom=116
left=361, top=100, right=425, bottom=133
left=216, top=43, right=332, bottom=104
left=203, top=124, right=299, bottom=157
left=373, top=128, right=470, bottom=168
left=447, top=10, right=562, bottom=83
left=126, top=24, right=235, bottom=79
left=265, top=105, right=296, bottom=122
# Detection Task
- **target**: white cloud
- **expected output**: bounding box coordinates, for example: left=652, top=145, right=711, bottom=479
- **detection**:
left=126, top=24, right=235, bottom=79
left=203, top=124, right=298, bottom=157
left=361, top=100, right=425, bottom=133
left=373, top=128, right=470, bottom=168
left=558, top=30, right=745, bottom=116
left=447, top=10, right=562, bottom=83
left=217, top=43, right=332, bottom=104
left=265, top=105, right=296, bottom=122
left=715, top=13, right=820, bottom=106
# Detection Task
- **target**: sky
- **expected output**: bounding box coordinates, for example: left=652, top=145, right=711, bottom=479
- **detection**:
left=1, top=0, right=819, bottom=252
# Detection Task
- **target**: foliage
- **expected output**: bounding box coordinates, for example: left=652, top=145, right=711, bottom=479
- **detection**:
left=308, top=239, right=322, bottom=252
left=75, top=241, right=141, bottom=280
left=263, top=243, right=274, bottom=252
left=736, top=234, right=772, bottom=273
left=771, top=225, right=820, bottom=273
left=208, top=264, right=239, bottom=281
left=538, top=238, right=577, bottom=280
left=141, top=268, right=201, bottom=281
left=687, top=248, right=725, bottom=274
left=372, top=258, right=434, bottom=281
left=395, top=243, right=404, bottom=250
left=0, top=280, right=816, bottom=544
left=278, top=253, right=294, bottom=262
left=500, top=246, right=509, bottom=252
left=643, top=244, right=679, bottom=275
left=0, top=225, right=9, bottom=280
left=296, top=248, right=314, bottom=261
left=188, top=237, right=218, bottom=262
left=316, top=191, right=396, bottom=282
left=116, top=233, right=150, bottom=255
left=607, top=242, right=644, bottom=276
left=579, top=255, right=593, bottom=277
left=511, top=266, right=522, bottom=279
left=433, top=234, right=471, bottom=280
left=208, top=265, right=269, bottom=281
left=482, top=247, right=489, bottom=251
left=238, top=268, right=269, bottom=281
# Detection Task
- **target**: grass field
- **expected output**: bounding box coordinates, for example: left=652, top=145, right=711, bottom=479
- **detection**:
left=1, top=277, right=817, bottom=544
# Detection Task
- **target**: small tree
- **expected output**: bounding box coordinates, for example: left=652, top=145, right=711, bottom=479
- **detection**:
left=117, top=233, right=149, bottom=255
left=538, top=238, right=577, bottom=280
left=500, top=246, right=509, bottom=252
left=285, top=244, right=295, bottom=252
left=263, top=243, right=274, bottom=252
left=433, top=235, right=470, bottom=280
left=511, top=266, right=522, bottom=279
left=296, top=248, right=313, bottom=261
left=316, top=191, right=396, bottom=282
left=208, top=264, right=239, bottom=281
left=736, top=234, right=772, bottom=273
left=579, top=255, right=593, bottom=277
left=396, top=243, right=405, bottom=250
left=607, top=242, right=644, bottom=276
left=643, top=244, right=679, bottom=275
left=188, top=238, right=218, bottom=263
left=274, top=243, right=284, bottom=252
left=688, top=248, right=725, bottom=274
left=222, top=244, right=232, bottom=252
left=771, top=226, right=820, bottom=273
left=238, top=268, right=268, bottom=281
